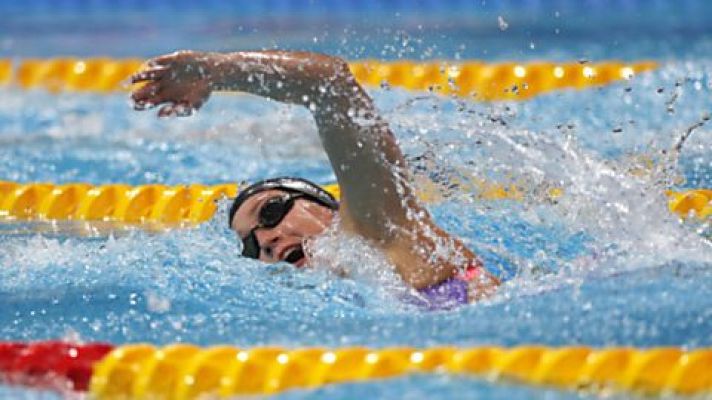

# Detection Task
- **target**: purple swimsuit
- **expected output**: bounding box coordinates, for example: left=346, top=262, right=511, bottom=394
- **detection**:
left=410, top=265, right=482, bottom=311
left=416, top=277, right=469, bottom=310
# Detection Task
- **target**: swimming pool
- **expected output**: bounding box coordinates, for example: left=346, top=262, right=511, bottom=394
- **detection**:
left=1, top=1, right=711, bottom=398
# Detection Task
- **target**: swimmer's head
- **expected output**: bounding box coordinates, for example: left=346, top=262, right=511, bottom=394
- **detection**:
left=228, top=177, right=339, bottom=267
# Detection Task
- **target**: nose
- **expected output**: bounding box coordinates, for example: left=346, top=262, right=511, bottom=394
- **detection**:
left=255, top=227, right=282, bottom=261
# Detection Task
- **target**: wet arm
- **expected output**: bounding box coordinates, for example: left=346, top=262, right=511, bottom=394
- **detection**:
left=206, top=51, right=416, bottom=235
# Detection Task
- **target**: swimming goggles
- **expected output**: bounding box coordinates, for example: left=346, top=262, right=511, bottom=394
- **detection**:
left=229, top=177, right=339, bottom=229
left=240, top=192, right=308, bottom=259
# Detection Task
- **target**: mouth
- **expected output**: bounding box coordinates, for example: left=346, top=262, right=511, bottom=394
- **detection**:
left=283, top=245, right=306, bottom=267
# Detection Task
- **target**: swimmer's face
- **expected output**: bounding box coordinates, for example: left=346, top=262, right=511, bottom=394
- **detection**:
left=231, top=189, right=335, bottom=267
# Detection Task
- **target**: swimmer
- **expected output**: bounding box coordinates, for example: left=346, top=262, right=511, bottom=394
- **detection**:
left=131, top=50, right=499, bottom=308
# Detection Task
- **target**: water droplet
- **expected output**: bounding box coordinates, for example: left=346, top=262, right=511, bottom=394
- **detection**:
left=146, top=291, right=171, bottom=313
left=498, top=16, right=509, bottom=31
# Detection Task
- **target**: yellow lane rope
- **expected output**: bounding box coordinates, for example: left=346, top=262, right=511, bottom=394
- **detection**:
left=0, top=58, right=657, bottom=100
left=349, top=60, right=657, bottom=100
left=0, top=181, right=709, bottom=226
left=89, top=344, right=712, bottom=398
left=0, top=181, right=239, bottom=226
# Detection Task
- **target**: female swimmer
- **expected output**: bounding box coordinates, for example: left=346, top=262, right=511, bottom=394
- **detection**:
left=131, top=50, right=499, bottom=308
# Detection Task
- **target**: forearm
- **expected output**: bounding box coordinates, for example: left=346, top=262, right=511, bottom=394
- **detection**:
left=206, top=50, right=351, bottom=106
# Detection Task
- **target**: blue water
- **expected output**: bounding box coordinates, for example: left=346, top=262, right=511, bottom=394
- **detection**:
left=1, top=2, right=712, bottom=399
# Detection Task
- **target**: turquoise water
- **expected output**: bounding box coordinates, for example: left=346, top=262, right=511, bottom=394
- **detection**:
left=1, top=3, right=712, bottom=399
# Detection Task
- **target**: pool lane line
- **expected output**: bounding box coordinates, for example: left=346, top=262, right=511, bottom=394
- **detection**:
left=0, top=58, right=657, bottom=100
left=1, top=341, right=711, bottom=398
left=0, top=181, right=709, bottom=227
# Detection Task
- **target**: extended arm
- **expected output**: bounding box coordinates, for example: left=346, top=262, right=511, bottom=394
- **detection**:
left=132, top=50, right=497, bottom=291
left=134, top=51, right=416, bottom=233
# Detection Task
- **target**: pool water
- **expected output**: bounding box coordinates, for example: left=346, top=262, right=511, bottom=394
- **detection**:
left=1, top=2, right=712, bottom=399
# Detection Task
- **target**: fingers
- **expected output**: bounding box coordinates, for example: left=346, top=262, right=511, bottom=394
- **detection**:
left=131, top=81, right=208, bottom=115
left=133, top=100, right=158, bottom=111
left=131, top=82, right=161, bottom=110
left=158, top=102, right=194, bottom=118
left=131, top=66, right=168, bottom=84
left=148, top=50, right=191, bottom=67
left=147, top=55, right=173, bottom=68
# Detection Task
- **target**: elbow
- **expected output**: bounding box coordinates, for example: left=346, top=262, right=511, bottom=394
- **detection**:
left=318, top=55, right=359, bottom=96
left=323, top=55, right=352, bottom=79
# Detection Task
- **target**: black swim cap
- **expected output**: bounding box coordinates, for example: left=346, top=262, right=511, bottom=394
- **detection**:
left=228, top=177, right=339, bottom=228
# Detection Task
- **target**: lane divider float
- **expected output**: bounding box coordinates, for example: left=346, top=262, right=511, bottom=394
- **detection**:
left=0, top=181, right=241, bottom=226
left=0, top=341, right=711, bottom=398
left=0, top=58, right=657, bottom=100
left=349, top=60, right=657, bottom=100
left=0, top=181, right=709, bottom=226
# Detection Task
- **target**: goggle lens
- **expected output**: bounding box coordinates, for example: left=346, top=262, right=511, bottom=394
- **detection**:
left=240, top=194, right=303, bottom=259
left=259, top=197, right=291, bottom=227
left=241, top=232, right=261, bottom=259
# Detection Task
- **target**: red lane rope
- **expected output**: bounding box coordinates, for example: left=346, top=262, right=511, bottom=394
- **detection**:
left=0, top=341, right=113, bottom=392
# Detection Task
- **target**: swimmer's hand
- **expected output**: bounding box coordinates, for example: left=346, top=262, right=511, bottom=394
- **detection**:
left=131, top=51, right=214, bottom=117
